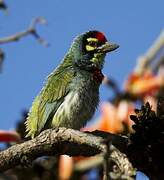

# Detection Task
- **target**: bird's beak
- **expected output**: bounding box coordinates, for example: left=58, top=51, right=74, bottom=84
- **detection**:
left=97, top=42, right=119, bottom=53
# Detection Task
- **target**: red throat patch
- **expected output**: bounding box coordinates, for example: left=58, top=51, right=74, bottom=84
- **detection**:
left=93, top=68, right=104, bottom=83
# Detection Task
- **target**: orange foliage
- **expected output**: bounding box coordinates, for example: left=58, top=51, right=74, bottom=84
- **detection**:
left=58, top=155, right=74, bottom=180
left=124, top=71, right=161, bottom=96
left=0, top=130, right=21, bottom=142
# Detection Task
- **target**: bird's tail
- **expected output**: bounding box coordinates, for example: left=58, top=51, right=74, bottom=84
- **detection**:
left=25, top=96, right=40, bottom=139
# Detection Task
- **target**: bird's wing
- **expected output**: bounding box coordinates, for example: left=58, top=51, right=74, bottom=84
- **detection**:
left=25, top=67, right=75, bottom=138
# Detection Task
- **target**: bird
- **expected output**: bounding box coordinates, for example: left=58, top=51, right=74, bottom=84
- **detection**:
left=25, top=30, right=119, bottom=138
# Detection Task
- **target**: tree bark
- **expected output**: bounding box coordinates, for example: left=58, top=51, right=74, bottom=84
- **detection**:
left=0, top=128, right=128, bottom=172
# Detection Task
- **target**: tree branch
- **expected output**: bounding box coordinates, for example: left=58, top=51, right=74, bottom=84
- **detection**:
left=0, top=17, right=49, bottom=72
left=0, top=17, right=49, bottom=47
left=109, top=145, right=136, bottom=179
left=0, top=48, right=4, bottom=72
left=0, top=128, right=129, bottom=172
left=0, top=0, right=7, bottom=11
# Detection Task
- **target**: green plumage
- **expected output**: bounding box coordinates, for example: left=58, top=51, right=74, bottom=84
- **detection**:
left=25, top=31, right=119, bottom=138
left=25, top=54, right=75, bottom=138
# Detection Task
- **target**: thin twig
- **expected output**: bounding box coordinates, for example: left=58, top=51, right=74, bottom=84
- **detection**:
left=0, top=48, right=4, bottom=72
left=0, top=17, right=49, bottom=47
left=0, top=0, right=7, bottom=11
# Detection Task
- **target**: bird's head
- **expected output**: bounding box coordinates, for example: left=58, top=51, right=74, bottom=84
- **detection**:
left=69, top=30, right=119, bottom=70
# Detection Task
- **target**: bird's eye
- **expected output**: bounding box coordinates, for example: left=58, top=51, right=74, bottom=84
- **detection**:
left=85, top=38, right=99, bottom=51
left=88, top=41, right=97, bottom=47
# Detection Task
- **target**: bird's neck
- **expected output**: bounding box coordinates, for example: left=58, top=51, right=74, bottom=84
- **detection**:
left=76, top=65, right=104, bottom=84
left=62, top=52, right=104, bottom=83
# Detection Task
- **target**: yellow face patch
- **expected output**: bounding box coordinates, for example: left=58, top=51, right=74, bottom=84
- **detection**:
left=87, top=38, right=98, bottom=43
left=85, top=37, right=98, bottom=51
left=86, top=45, right=96, bottom=51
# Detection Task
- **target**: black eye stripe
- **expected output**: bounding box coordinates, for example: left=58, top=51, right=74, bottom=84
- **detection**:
left=88, top=41, right=98, bottom=46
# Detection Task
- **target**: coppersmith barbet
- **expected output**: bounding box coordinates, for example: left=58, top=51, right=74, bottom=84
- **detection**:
left=25, top=30, right=119, bottom=138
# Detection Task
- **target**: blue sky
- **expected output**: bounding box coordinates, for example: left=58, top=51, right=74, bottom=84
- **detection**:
left=0, top=0, right=163, bottom=131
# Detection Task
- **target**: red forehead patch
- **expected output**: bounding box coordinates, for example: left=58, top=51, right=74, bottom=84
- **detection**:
left=95, top=32, right=107, bottom=43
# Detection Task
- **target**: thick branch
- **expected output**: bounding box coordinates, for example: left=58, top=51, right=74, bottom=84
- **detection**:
left=0, top=128, right=128, bottom=172
left=0, top=17, right=48, bottom=46
left=109, top=145, right=136, bottom=179
left=0, top=128, right=104, bottom=171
